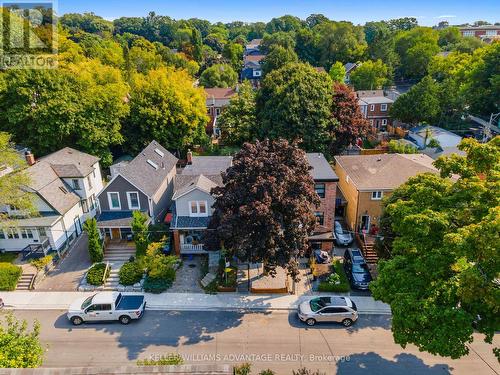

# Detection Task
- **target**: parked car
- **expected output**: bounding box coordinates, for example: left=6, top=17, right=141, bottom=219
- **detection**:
left=343, top=248, right=372, bottom=290
left=67, top=292, right=146, bottom=325
left=334, top=221, right=353, bottom=246
left=297, top=296, right=358, bottom=327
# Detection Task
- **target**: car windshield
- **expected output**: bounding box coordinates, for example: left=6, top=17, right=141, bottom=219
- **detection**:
left=81, top=295, right=95, bottom=310
left=352, top=264, right=367, bottom=273
left=309, top=298, right=327, bottom=312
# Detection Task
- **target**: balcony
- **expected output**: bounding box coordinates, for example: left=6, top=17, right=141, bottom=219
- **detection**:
left=180, top=243, right=207, bottom=255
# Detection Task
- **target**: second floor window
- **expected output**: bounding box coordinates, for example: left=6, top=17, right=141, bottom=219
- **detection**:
left=314, top=212, right=324, bottom=226
left=81, top=199, right=89, bottom=213
left=314, top=183, right=326, bottom=198
left=72, top=179, right=80, bottom=190
left=215, top=108, right=221, bottom=116
left=127, top=192, right=140, bottom=210
left=87, top=175, right=93, bottom=189
left=381, top=104, right=388, bottom=111
left=371, top=191, right=383, bottom=200
left=189, top=201, right=208, bottom=216
left=370, top=104, right=375, bottom=111
left=108, top=192, right=121, bottom=209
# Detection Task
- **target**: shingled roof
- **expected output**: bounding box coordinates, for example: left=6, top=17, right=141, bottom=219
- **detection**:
left=40, top=147, right=99, bottom=178
left=172, top=174, right=221, bottom=200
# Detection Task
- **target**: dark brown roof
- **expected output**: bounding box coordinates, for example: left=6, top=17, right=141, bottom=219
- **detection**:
left=205, top=87, right=237, bottom=100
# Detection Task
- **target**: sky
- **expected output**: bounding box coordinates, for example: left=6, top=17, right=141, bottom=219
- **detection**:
left=57, top=0, right=500, bottom=26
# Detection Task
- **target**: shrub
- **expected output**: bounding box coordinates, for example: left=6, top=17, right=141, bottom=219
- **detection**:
left=259, top=370, right=276, bottom=375
left=317, top=260, right=350, bottom=293
left=293, top=369, right=326, bottom=375
left=0, top=263, right=22, bottom=291
left=29, top=255, right=53, bottom=271
left=234, top=363, right=251, bottom=375
left=141, top=243, right=178, bottom=293
left=119, top=261, right=143, bottom=286
left=136, top=353, right=183, bottom=366
left=86, top=263, right=109, bottom=286
left=84, top=218, right=103, bottom=262
left=143, top=275, right=174, bottom=293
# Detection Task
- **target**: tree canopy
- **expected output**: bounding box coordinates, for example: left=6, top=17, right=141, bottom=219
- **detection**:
left=206, top=139, right=320, bottom=280
left=350, top=59, right=389, bottom=90
left=199, top=64, right=238, bottom=88
left=372, top=137, right=500, bottom=359
left=261, top=45, right=299, bottom=76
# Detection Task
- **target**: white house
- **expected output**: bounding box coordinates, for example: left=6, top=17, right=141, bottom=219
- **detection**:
left=408, top=125, right=462, bottom=149
left=0, top=148, right=103, bottom=255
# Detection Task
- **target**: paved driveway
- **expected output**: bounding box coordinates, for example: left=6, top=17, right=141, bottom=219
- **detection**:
left=36, top=234, right=91, bottom=291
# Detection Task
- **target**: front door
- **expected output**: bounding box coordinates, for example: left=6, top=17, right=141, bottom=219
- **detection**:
left=360, top=215, right=370, bottom=233
left=111, top=228, right=120, bottom=239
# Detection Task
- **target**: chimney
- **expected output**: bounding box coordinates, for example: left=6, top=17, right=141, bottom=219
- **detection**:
left=25, top=151, right=35, bottom=166
left=186, top=150, right=193, bottom=165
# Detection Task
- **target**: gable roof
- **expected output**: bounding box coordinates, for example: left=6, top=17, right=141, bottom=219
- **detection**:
left=172, top=174, right=220, bottom=200
left=39, top=147, right=99, bottom=178
left=119, top=140, right=178, bottom=197
left=344, top=62, right=359, bottom=73
left=306, top=153, right=339, bottom=181
left=334, top=153, right=439, bottom=191
left=244, top=55, right=265, bottom=64
left=182, top=156, right=232, bottom=176
left=205, top=87, right=237, bottom=100
left=25, top=161, right=80, bottom=214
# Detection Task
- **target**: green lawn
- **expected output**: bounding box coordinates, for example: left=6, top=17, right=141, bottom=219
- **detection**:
left=0, top=252, right=18, bottom=263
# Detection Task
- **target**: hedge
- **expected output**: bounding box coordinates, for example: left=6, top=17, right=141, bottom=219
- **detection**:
left=317, top=260, right=350, bottom=293
left=0, top=262, right=22, bottom=291
left=86, top=263, right=109, bottom=286
left=119, top=261, right=143, bottom=286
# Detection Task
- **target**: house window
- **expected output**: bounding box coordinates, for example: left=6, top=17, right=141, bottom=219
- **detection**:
left=215, top=108, right=221, bottom=116
left=314, top=212, right=324, bottom=226
left=207, top=107, right=212, bottom=115
left=21, top=229, right=34, bottom=239
left=87, top=175, right=93, bottom=189
left=381, top=104, right=388, bottom=111
left=0, top=230, right=5, bottom=239
left=81, top=199, right=89, bottom=213
left=189, top=201, right=208, bottom=217
left=72, top=179, right=81, bottom=190
left=92, top=168, right=96, bottom=178
left=7, top=228, right=19, bottom=239
left=107, top=192, right=121, bottom=210
left=370, top=104, right=375, bottom=112
left=370, top=119, right=374, bottom=126
left=89, top=195, right=96, bottom=210
left=462, top=30, right=474, bottom=36
left=381, top=119, right=387, bottom=126
left=371, top=191, right=383, bottom=200
left=314, top=183, right=326, bottom=198
left=486, top=30, right=497, bottom=36
left=253, top=70, right=262, bottom=77
left=38, top=227, right=47, bottom=237
left=127, top=192, right=140, bottom=210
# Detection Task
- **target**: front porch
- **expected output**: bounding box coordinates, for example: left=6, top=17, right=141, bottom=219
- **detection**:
left=172, top=229, right=208, bottom=255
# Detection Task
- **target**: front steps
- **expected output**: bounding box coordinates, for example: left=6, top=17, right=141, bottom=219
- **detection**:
left=16, top=273, right=35, bottom=290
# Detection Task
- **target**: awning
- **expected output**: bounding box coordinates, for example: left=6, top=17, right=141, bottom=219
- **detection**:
left=308, top=231, right=335, bottom=242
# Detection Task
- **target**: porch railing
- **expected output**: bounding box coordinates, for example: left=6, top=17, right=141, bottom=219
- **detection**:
left=180, top=243, right=206, bottom=254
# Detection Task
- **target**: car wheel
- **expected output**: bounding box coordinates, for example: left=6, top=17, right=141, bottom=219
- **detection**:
left=342, top=318, right=353, bottom=327
left=119, top=315, right=131, bottom=325
left=305, top=318, right=316, bottom=326
left=71, top=316, right=83, bottom=326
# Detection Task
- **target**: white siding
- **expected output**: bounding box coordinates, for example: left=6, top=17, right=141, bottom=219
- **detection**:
left=175, top=189, right=215, bottom=217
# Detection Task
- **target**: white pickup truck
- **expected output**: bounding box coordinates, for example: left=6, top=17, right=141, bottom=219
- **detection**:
left=67, top=292, right=146, bottom=325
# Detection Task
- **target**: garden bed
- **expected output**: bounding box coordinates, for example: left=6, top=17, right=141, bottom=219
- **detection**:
left=0, top=262, right=22, bottom=291
left=317, top=259, right=350, bottom=293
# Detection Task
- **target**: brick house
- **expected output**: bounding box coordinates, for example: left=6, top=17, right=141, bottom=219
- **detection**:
left=205, top=87, right=237, bottom=137
left=459, top=25, right=500, bottom=42
left=306, top=153, right=339, bottom=251
left=334, top=154, right=439, bottom=234
left=357, top=90, right=394, bottom=132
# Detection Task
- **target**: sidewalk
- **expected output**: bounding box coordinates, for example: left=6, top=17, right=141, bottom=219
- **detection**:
left=1, top=291, right=391, bottom=315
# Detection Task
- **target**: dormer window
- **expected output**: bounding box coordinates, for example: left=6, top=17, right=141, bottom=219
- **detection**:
left=72, top=179, right=80, bottom=190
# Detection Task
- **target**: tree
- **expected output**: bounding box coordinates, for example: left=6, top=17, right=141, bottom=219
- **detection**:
left=199, top=64, right=238, bottom=88
left=389, top=76, right=440, bottom=125
left=316, top=21, right=367, bottom=67
left=328, top=83, right=370, bottom=155
left=294, top=28, right=320, bottom=66
left=364, top=21, right=399, bottom=70
left=371, top=137, right=500, bottom=359
left=218, top=81, right=256, bottom=146
left=123, top=67, right=208, bottom=154
left=261, top=31, right=296, bottom=52
left=328, top=61, right=346, bottom=83
left=388, top=17, right=418, bottom=31
left=265, top=15, right=303, bottom=34
left=206, top=139, right=320, bottom=280
left=394, top=27, right=440, bottom=80
left=0, top=60, right=129, bottom=166
left=261, top=45, right=298, bottom=76
left=0, top=313, right=44, bottom=368
left=350, top=59, right=389, bottom=89
left=256, top=63, right=334, bottom=153
left=60, top=12, right=114, bottom=34
left=131, top=210, right=149, bottom=257
left=387, top=139, right=418, bottom=154
left=222, top=42, right=244, bottom=72
left=305, top=14, right=330, bottom=28
left=83, top=218, right=103, bottom=263
left=0, top=133, right=33, bottom=220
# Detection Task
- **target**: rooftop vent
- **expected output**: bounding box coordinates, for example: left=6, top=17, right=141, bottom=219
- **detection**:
left=147, top=159, right=159, bottom=170
left=59, top=186, right=68, bottom=194
left=154, top=148, right=164, bottom=158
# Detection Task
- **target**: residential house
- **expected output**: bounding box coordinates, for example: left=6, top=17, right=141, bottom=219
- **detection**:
left=241, top=54, right=265, bottom=87
left=205, top=87, right=237, bottom=137
left=344, top=62, right=361, bottom=84
left=357, top=90, right=394, bottom=131
left=170, top=153, right=232, bottom=255
left=0, top=147, right=103, bottom=254
left=459, top=25, right=500, bottom=42
left=408, top=125, right=462, bottom=149
left=96, top=140, right=177, bottom=240
left=306, top=153, right=339, bottom=251
left=334, top=153, right=439, bottom=233
left=245, top=38, right=263, bottom=55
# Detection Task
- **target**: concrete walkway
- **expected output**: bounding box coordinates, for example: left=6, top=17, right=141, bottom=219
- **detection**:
left=1, top=291, right=391, bottom=314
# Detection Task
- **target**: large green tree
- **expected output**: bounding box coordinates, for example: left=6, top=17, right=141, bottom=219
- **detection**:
left=389, top=76, right=440, bottom=125
left=350, top=59, right=389, bottom=90
left=328, top=61, right=346, bottom=83
left=199, top=63, right=238, bottom=88
left=372, top=137, right=500, bottom=359
left=218, top=81, right=256, bottom=146
left=205, top=139, right=320, bottom=280
left=364, top=21, right=399, bottom=70
left=0, top=60, right=129, bottom=166
left=0, top=313, right=44, bottom=368
left=261, top=45, right=298, bottom=76
left=256, top=63, right=334, bottom=153
left=124, top=67, right=208, bottom=154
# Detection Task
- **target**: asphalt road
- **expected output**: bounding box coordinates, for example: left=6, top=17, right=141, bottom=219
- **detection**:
left=7, top=310, right=500, bottom=375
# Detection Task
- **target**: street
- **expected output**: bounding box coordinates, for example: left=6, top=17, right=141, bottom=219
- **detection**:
left=7, top=310, right=500, bottom=374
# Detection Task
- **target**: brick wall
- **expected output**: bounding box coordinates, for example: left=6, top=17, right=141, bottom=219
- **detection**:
left=313, top=180, right=337, bottom=231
